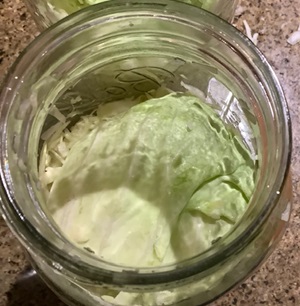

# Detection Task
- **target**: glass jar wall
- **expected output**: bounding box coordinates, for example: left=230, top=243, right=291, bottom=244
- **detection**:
left=0, top=1, right=291, bottom=306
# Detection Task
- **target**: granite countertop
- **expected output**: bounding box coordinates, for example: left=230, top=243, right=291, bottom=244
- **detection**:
left=0, top=0, right=300, bottom=305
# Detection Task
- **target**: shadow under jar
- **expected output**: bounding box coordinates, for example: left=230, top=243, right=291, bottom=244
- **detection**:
left=0, top=1, right=292, bottom=306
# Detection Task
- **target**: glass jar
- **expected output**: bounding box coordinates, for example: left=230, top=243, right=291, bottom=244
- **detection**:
left=0, top=1, right=292, bottom=306
left=24, top=0, right=239, bottom=29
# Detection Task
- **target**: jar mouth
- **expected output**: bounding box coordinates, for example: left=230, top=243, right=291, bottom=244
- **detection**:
left=0, top=0, right=291, bottom=287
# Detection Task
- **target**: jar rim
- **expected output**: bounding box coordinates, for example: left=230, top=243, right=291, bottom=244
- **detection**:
left=0, top=0, right=292, bottom=287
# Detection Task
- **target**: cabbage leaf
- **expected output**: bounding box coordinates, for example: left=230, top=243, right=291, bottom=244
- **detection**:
left=41, top=93, right=255, bottom=267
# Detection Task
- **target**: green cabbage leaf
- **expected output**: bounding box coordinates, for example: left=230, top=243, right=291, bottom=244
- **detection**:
left=40, top=93, right=255, bottom=267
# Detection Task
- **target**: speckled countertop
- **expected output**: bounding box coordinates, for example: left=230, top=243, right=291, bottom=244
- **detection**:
left=0, top=0, right=300, bottom=305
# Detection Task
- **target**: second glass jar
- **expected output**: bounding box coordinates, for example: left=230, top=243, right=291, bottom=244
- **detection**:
left=24, top=0, right=240, bottom=29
